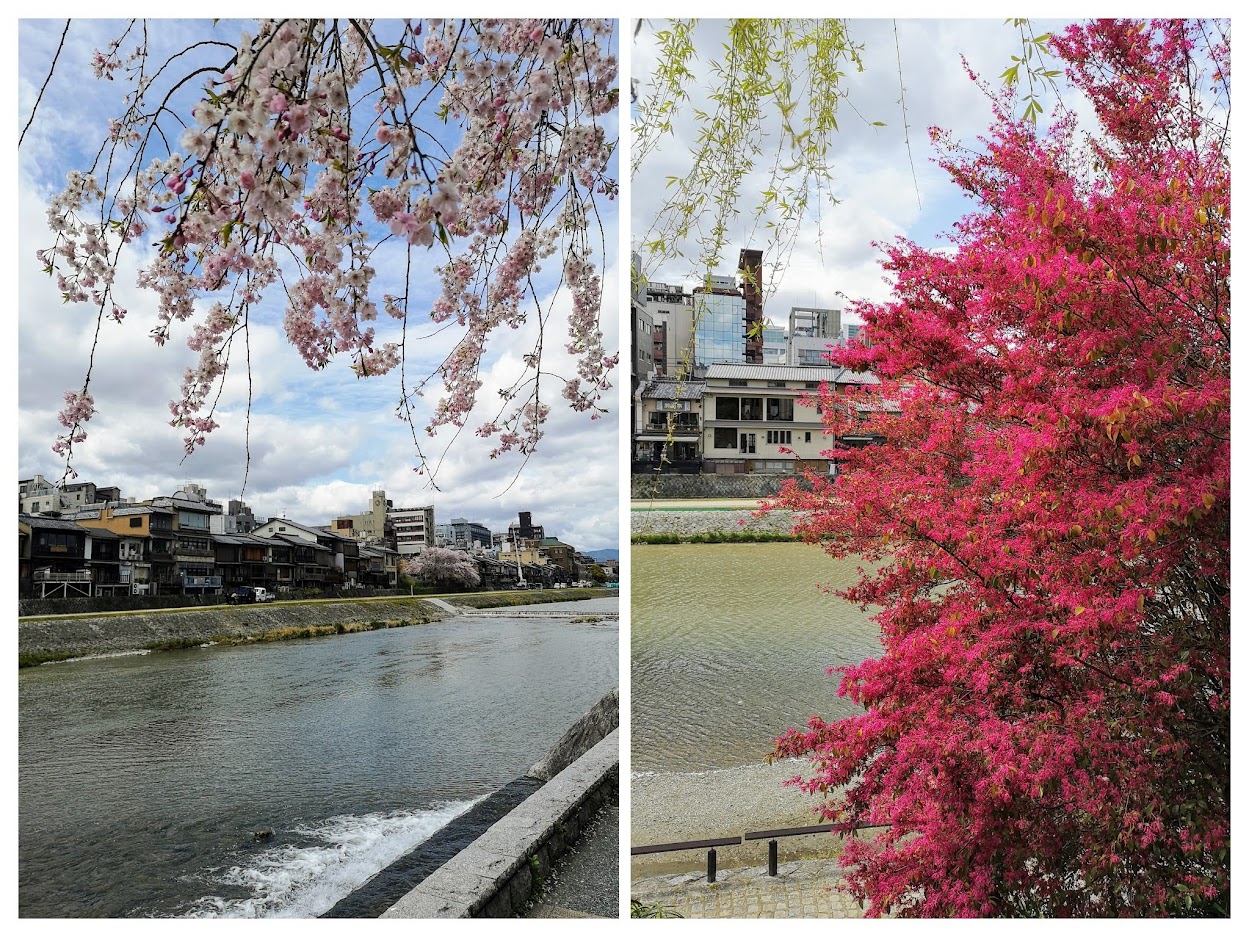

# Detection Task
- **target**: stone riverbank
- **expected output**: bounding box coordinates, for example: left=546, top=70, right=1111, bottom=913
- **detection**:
left=18, top=588, right=609, bottom=666
left=631, top=506, right=798, bottom=539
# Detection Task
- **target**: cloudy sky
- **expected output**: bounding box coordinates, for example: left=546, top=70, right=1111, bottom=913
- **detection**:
left=630, top=17, right=1083, bottom=328
left=15, top=19, right=621, bottom=553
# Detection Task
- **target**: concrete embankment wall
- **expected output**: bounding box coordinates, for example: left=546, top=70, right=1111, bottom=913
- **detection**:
left=377, top=689, right=620, bottom=919
left=631, top=508, right=798, bottom=539
left=383, top=729, right=620, bottom=919
left=18, top=598, right=445, bottom=662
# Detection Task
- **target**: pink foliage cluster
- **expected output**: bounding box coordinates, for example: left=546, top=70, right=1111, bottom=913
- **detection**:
left=769, top=20, right=1229, bottom=917
left=39, top=18, right=617, bottom=473
left=401, top=546, right=481, bottom=588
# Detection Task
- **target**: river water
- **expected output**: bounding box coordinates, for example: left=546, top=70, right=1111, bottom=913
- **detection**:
left=18, top=597, right=617, bottom=918
left=631, top=543, right=881, bottom=771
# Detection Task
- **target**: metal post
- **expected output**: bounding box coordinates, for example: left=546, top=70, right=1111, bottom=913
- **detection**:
left=768, top=839, right=778, bottom=876
left=707, top=848, right=717, bottom=883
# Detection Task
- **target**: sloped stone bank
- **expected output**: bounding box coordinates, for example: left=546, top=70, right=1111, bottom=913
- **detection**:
left=631, top=509, right=798, bottom=539
left=18, top=589, right=610, bottom=666
left=18, top=598, right=444, bottom=664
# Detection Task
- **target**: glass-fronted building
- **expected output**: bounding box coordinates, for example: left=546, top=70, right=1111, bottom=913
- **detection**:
left=692, top=289, right=745, bottom=368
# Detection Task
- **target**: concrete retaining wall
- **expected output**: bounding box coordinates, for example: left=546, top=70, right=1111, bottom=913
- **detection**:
left=381, top=729, right=620, bottom=919
left=631, top=509, right=798, bottom=538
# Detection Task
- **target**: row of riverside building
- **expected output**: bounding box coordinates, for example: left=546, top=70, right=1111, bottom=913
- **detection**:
left=18, top=478, right=615, bottom=600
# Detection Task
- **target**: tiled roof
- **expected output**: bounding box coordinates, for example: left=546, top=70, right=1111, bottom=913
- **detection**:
left=639, top=378, right=706, bottom=401
left=19, top=514, right=89, bottom=532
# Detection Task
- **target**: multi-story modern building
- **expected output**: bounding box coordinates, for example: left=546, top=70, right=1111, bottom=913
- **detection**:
left=537, top=537, right=576, bottom=578
left=645, top=281, right=695, bottom=378
left=388, top=504, right=435, bottom=556
left=211, top=498, right=258, bottom=535
left=631, top=251, right=656, bottom=381
left=18, top=474, right=122, bottom=515
left=700, top=363, right=879, bottom=475
left=842, top=322, right=868, bottom=346
left=692, top=274, right=746, bottom=369
left=690, top=248, right=765, bottom=369
left=435, top=517, right=492, bottom=551
left=761, top=326, right=787, bottom=364
left=787, top=305, right=842, bottom=367
left=331, top=490, right=394, bottom=545
left=506, top=511, right=545, bottom=546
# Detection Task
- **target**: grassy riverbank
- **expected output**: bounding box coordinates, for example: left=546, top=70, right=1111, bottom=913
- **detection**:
left=19, top=588, right=613, bottom=668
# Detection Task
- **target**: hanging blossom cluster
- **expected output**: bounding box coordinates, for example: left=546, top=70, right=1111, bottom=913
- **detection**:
left=36, top=18, right=618, bottom=478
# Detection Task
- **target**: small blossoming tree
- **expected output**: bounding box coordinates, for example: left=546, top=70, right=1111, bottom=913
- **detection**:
left=402, top=547, right=480, bottom=590
left=29, top=18, right=618, bottom=484
left=771, top=19, right=1229, bottom=917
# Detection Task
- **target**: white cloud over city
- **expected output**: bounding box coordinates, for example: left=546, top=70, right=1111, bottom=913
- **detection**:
left=15, top=18, right=621, bottom=551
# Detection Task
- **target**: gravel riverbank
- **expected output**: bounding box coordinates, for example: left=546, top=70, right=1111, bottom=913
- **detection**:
left=630, top=760, right=846, bottom=877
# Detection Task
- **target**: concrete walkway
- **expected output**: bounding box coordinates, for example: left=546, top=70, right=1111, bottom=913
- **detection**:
left=631, top=858, right=869, bottom=919
left=523, top=804, right=619, bottom=918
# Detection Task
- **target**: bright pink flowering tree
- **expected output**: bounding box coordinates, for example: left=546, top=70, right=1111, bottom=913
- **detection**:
left=770, top=20, right=1229, bottom=917
left=32, top=18, right=618, bottom=484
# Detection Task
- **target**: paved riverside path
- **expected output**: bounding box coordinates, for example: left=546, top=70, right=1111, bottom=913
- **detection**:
left=523, top=803, right=619, bottom=918
left=631, top=858, right=869, bottom=919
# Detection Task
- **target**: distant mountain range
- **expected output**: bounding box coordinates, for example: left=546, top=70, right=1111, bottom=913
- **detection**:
left=583, top=549, right=619, bottom=562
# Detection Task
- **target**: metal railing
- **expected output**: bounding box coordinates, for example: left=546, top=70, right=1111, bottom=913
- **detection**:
left=631, top=822, right=889, bottom=882
left=33, top=568, right=92, bottom=582
left=630, top=836, right=742, bottom=883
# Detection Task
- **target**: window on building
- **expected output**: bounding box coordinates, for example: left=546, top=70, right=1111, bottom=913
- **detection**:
left=739, top=432, right=756, bottom=454
left=767, top=380, right=786, bottom=388
left=805, top=431, right=812, bottom=443
left=739, top=397, right=763, bottom=420
left=805, top=381, right=820, bottom=389
left=728, top=379, right=747, bottom=387
left=129, top=517, right=142, bottom=528
left=713, top=428, right=737, bottom=449
left=766, top=398, right=794, bottom=421
left=766, top=430, right=792, bottom=445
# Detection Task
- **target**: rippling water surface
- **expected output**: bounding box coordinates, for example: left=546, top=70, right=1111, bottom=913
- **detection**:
left=631, top=544, right=880, bottom=772
left=19, top=599, right=617, bottom=917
